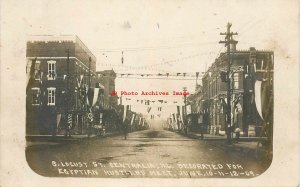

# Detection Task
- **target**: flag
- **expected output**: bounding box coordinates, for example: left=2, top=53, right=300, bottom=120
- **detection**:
left=56, top=113, right=61, bottom=128
left=26, top=58, right=37, bottom=91
left=130, top=114, right=135, bottom=126
left=40, top=72, right=44, bottom=84
left=92, top=88, right=100, bottom=106
left=87, top=87, right=95, bottom=107
left=77, top=75, right=83, bottom=87
left=254, top=80, right=263, bottom=119
left=181, top=106, right=185, bottom=120
left=186, top=105, right=191, bottom=115
left=123, top=105, right=128, bottom=122
left=172, top=113, right=176, bottom=123
left=261, top=80, right=271, bottom=120
left=177, top=106, right=180, bottom=115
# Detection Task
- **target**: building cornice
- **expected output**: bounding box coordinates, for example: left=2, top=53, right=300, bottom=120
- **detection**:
left=26, top=56, right=93, bottom=72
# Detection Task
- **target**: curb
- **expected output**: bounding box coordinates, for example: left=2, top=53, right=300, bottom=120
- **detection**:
left=26, top=131, right=122, bottom=143
left=176, top=131, right=272, bottom=160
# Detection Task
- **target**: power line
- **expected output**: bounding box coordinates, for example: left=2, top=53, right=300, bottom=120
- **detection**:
left=116, top=77, right=199, bottom=80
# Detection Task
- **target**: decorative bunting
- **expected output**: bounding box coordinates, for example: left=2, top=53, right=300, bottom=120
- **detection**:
left=255, top=81, right=263, bottom=119
left=92, top=88, right=100, bottom=106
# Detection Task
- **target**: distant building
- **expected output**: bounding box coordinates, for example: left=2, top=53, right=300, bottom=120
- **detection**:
left=187, top=85, right=205, bottom=132
left=94, top=69, right=120, bottom=132
left=26, top=35, right=97, bottom=135
left=192, top=44, right=273, bottom=137
left=96, top=70, right=118, bottom=108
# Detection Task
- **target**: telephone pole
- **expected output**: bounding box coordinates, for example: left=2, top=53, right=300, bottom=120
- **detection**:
left=65, top=49, right=71, bottom=137
left=219, top=23, right=238, bottom=144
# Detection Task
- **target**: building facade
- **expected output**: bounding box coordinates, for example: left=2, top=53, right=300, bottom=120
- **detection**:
left=26, top=35, right=97, bottom=135
left=96, top=70, right=118, bottom=107
left=94, top=70, right=120, bottom=132
left=199, top=46, right=273, bottom=137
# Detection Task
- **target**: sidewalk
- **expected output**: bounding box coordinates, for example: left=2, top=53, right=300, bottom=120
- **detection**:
left=189, top=132, right=266, bottom=142
left=180, top=131, right=272, bottom=160
left=26, top=131, right=122, bottom=147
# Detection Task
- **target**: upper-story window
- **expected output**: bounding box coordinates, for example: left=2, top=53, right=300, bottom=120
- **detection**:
left=232, top=73, right=239, bottom=90
left=47, top=60, right=56, bottom=80
left=31, top=87, right=40, bottom=105
left=34, top=60, right=41, bottom=80
left=47, top=87, right=56, bottom=106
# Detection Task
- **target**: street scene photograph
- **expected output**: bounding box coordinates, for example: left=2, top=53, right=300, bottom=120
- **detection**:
left=25, top=0, right=276, bottom=179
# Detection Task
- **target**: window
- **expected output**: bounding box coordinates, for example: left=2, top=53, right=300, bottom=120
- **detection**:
left=34, top=61, right=41, bottom=80
left=47, top=87, right=56, bottom=106
left=47, top=60, right=56, bottom=80
left=32, top=88, right=40, bottom=105
left=232, top=73, right=239, bottom=89
left=26, top=59, right=31, bottom=73
left=256, top=59, right=262, bottom=70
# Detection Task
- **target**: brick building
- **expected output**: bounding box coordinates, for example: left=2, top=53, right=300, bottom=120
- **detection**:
left=94, top=70, right=120, bottom=131
left=198, top=45, right=273, bottom=137
left=96, top=70, right=118, bottom=107
left=26, top=35, right=97, bottom=135
left=187, top=85, right=205, bottom=132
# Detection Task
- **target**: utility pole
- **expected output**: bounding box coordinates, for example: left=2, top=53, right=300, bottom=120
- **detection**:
left=219, top=23, right=238, bottom=144
left=183, top=87, right=187, bottom=135
left=86, top=57, right=91, bottom=113
left=65, top=49, right=71, bottom=137
left=88, top=57, right=91, bottom=88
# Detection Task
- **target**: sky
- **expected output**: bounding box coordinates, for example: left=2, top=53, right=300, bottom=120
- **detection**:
left=4, top=0, right=298, bottom=117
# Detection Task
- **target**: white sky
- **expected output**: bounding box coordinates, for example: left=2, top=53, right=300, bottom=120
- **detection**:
left=3, top=0, right=298, bottom=117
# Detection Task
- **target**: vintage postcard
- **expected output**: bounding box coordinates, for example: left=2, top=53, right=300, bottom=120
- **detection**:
left=0, top=0, right=299, bottom=186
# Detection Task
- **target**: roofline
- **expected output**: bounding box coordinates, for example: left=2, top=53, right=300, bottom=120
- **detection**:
left=27, top=35, right=96, bottom=61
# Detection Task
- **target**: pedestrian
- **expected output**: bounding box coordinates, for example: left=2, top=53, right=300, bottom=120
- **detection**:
left=123, top=118, right=129, bottom=140
left=65, top=122, right=71, bottom=137
left=200, top=123, right=204, bottom=140
left=198, top=114, right=204, bottom=140
left=235, top=127, right=241, bottom=143
left=87, top=113, right=93, bottom=138
left=63, top=114, right=71, bottom=137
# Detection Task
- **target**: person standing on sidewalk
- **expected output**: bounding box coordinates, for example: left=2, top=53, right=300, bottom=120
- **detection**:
left=198, top=114, right=204, bottom=140
left=123, top=118, right=129, bottom=140
left=87, top=113, right=93, bottom=138
left=234, top=127, right=241, bottom=143
left=64, top=114, right=72, bottom=137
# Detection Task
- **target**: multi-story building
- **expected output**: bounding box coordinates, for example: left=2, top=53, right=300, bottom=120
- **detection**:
left=200, top=44, right=273, bottom=137
left=187, top=84, right=205, bottom=132
left=96, top=70, right=118, bottom=107
left=26, top=35, right=97, bottom=135
left=95, top=69, right=120, bottom=131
